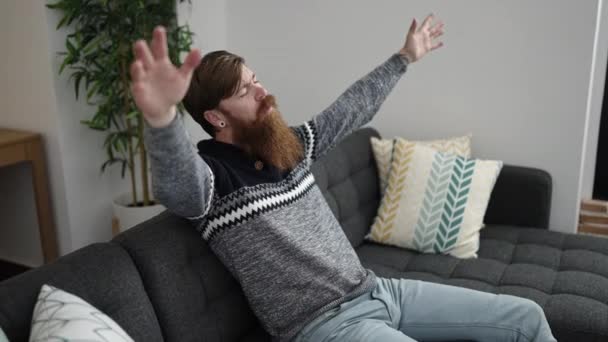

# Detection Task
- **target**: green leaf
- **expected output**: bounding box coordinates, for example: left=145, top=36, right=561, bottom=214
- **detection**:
left=100, top=159, right=112, bottom=173
left=56, top=15, right=69, bottom=29
left=126, top=111, right=139, bottom=120
left=86, top=82, right=100, bottom=100
left=46, top=1, right=63, bottom=10
left=66, top=38, right=77, bottom=55
left=121, top=160, right=127, bottom=178
left=74, top=73, right=82, bottom=99
left=59, top=58, right=69, bottom=74
left=83, top=35, right=103, bottom=55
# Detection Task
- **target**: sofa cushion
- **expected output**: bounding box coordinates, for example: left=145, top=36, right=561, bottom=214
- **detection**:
left=0, top=243, right=162, bottom=342
left=30, top=284, right=134, bottom=341
left=366, top=141, right=503, bottom=258
left=356, top=224, right=608, bottom=341
left=370, top=134, right=472, bottom=196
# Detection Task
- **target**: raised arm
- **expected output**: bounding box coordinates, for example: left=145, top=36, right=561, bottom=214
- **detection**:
left=131, top=26, right=213, bottom=219
left=308, top=14, right=444, bottom=160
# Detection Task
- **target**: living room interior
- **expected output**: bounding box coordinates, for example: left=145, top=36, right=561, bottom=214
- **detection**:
left=2, top=1, right=608, bottom=341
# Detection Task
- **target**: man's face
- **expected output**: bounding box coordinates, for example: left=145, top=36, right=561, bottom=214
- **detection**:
left=218, top=65, right=272, bottom=126
left=212, top=64, right=303, bottom=171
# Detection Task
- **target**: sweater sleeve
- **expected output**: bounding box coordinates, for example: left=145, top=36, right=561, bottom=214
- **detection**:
left=305, top=53, right=408, bottom=161
left=143, top=115, right=214, bottom=220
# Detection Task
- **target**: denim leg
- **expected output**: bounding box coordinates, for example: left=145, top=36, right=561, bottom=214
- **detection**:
left=373, top=277, right=557, bottom=342
left=324, top=319, right=417, bottom=342
left=294, top=289, right=418, bottom=342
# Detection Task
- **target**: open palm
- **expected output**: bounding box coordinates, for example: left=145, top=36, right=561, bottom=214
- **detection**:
left=400, top=14, right=444, bottom=63
left=130, top=26, right=202, bottom=127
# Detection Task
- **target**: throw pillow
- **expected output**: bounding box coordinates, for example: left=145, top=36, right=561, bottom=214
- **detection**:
left=30, top=284, right=134, bottom=342
left=0, top=327, right=8, bottom=342
left=371, top=134, right=472, bottom=196
left=366, top=140, right=502, bottom=258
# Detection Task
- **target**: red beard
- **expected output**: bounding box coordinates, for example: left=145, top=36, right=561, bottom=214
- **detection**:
left=230, top=95, right=304, bottom=172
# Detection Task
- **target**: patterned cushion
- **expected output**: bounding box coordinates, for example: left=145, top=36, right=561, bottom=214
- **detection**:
left=0, top=327, right=7, bottom=342
left=30, top=284, right=134, bottom=342
left=367, top=140, right=502, bottom=258
left=371, top=135, right=471, bottom=196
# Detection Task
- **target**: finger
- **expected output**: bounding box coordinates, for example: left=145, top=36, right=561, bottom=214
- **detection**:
left=130, top=60, right=146, bottom=82
left=130, top=81, right=146, bottom=100
left=133, top=40, right=154, bottom=69
left=408, top=18, right=417, bottom=35
left=420, top=13, right=434, bottom=32
left=151, top=26, right=169, bottom=60
left=430, top=41, right=444, bottom=51
left=429, top=22, right=444, bottom=37
left=430, top=28, right=444, bottom=39
left=179, top=48, right=203, bottom=78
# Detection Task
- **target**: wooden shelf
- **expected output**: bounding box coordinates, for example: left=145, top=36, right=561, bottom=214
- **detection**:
left=581, top=199, right=608, bottom=213
left=579, top=199, right=608, bottom=236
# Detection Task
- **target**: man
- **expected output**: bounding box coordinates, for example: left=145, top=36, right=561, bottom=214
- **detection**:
left=130, top=14, right=556, bottom=342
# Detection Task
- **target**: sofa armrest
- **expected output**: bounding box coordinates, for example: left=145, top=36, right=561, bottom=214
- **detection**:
left=483, top=164, right=552, bottom=229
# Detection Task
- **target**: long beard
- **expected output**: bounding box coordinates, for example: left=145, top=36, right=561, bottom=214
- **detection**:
left=231, top=95, right=304, bottom=172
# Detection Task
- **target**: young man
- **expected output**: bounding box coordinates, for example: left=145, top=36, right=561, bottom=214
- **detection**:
left=130, top=15, right=556, bottom=342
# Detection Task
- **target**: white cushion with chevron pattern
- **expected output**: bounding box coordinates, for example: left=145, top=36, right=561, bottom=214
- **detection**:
left=29, top=284, right=134, bottom=342
left=370, top=135, right=472, bottom=197
left=366, top=140, right=502, bottom=258
left=0, top=327, right=7, bottom=342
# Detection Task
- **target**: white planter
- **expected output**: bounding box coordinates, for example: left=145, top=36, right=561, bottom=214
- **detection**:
left=112, top=192, right=166, bottom=234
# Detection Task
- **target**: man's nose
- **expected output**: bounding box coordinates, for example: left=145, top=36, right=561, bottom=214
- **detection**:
left=254, top=83, right=268, bottom=101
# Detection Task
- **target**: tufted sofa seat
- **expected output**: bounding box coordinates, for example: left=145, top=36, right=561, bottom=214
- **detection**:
left=355, top=226, right=608, bottom=341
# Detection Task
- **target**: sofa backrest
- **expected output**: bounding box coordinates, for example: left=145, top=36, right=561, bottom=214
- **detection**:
left=112, top=212, right=263, bottom=341
left=484, top=164, right=552, bottom=229
left=313, top=127, right=553, bottom=231
left=311, top=127, right=382, bottom=247
left=0, top=243, right=164, bottom=341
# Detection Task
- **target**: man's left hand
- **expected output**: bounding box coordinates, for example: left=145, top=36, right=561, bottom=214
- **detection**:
left=399, top=14, right=444, bottom=63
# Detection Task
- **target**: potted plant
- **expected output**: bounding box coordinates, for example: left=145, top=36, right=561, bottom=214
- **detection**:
left=47, top=0, right=194, bottom=233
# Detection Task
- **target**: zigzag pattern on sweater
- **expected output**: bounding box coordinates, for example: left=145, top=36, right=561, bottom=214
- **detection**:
left=291, top=119, right=317, bottom=163
left=196, top=120, right=319, bottom=242
left=210, top=160, right=311, bottom=215
left=199, top=172, right=316, bottom=241
left=303, top=119, right=317, bottom=161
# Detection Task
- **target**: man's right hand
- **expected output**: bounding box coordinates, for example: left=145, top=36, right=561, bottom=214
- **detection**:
left=130, top=26, right=202, bottom=128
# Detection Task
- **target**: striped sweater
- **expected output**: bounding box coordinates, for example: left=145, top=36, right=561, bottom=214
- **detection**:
left=143, top=53, right=408, bottom=341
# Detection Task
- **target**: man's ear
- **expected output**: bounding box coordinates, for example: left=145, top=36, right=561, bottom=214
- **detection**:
left=203, top=109, right=225, bottom=129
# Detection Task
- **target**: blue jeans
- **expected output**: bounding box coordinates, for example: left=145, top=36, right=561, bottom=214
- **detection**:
left=293, top=277, right=556, bottom=342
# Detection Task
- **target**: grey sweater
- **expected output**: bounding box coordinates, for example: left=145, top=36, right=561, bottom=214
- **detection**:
left=144, top=54, right=408, bottom=341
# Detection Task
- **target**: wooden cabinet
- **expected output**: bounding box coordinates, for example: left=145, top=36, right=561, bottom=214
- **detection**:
left=0, top=129, right=58, bottom=263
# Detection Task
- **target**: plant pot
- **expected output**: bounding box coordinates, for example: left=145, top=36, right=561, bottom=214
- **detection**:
left=112, top=192, right=166, bottom=235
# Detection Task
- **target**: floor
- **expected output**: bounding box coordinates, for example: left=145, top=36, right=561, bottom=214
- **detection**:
left=0, top=259, right=31, bottom=282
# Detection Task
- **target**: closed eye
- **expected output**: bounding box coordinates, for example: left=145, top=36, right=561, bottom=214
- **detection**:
left=239, top=75, right=258, bottom=97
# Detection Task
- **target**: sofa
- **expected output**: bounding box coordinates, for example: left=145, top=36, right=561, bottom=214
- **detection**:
left=1, top=127, right=607, bottom=342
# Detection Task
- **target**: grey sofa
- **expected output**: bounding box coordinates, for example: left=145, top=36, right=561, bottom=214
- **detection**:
left=1, top=127, right=607, bottom=342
